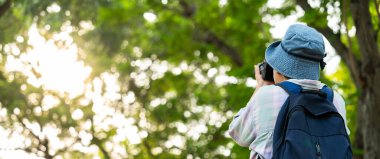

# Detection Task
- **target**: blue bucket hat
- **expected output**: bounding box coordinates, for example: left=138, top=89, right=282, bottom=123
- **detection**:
left=265, top=24, right=325, bottom=80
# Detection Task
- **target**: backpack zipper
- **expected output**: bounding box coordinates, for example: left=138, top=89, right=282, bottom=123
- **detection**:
left=316, top=142, right=322, bottom=159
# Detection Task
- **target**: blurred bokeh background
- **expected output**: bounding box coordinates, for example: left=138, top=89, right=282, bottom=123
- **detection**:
left=0, top=0, right=379, bottom=158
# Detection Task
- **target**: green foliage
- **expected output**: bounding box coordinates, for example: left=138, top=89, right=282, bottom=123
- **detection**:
left=0, top=0, right=362, bottom=158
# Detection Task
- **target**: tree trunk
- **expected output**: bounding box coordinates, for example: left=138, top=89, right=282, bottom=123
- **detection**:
left=354, top=97, right=364, bottom=159
left=0, top=0, right=12, bottom=18
left=350, top=0, right=380, bottom=157
left=362, top=68, right=380, bottom=159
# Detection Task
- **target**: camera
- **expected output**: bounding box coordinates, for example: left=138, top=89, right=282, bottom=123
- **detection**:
left=258, top=60, right=274, bottom=82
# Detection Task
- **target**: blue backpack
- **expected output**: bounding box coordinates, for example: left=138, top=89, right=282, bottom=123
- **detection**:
left=272, top=81, right=352, bottom=159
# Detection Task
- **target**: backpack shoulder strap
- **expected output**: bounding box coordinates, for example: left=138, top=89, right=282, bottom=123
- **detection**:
left=273, top=81, right=302, bottom=154
left=277, top=81, right=334, bottom=102
left=275, top=81, right=302, bottom=95
left=320, top=85, right=334, bottom=103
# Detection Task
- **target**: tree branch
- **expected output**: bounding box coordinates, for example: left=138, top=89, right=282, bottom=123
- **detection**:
left=350, top=0, right=380, bottom=72
left=93, top=138, right=110, bottom=159
left=174, top=0, right=243, bottom=66
left=296, top=0, right=313, bottom=11
left=16, top=115, right=54, bottom=159
left=142, top=139, right=155, bottom=158
left=179, top=0, right=195, bottom=18
left=16, top=115, right=40, bottom=141
left=52, top=137, right=81, bottom=158
left=90, top=119, right=111, bottom=159
left=202, top=30, right=243, bottom=66
left=0, top=0, right=11, bottom=18
left=374, top=0, right=380, bottom=35
left=42, top=139, right=52, bottom=159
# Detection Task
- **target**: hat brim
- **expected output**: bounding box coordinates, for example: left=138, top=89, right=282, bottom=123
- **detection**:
left=265, top=41, right=320, bottom=80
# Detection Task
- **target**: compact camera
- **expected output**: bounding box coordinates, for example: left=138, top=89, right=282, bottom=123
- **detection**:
left=258, top=60, right=274, bottom=82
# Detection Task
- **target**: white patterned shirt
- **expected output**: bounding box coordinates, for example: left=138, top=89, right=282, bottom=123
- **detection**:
left=228, top=79, right=349, bottom=159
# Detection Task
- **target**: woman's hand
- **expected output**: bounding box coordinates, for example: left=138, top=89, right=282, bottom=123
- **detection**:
left=254, top=65, right=275, bottom=89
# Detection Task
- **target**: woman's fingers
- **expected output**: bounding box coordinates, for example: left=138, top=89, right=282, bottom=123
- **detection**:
left=254, top=65, right=263, bottom=82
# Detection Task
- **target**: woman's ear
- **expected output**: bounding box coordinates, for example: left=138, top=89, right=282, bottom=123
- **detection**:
left=273, top=69, right=282, bottom=76
left=273, top=70, right=287, bottom=83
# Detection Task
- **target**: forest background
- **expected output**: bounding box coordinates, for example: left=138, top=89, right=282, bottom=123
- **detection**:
left=0, top=0, right=379, bottom=159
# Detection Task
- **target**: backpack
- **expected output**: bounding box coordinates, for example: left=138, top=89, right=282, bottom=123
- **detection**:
left=272, top=81, right=352, bottom=159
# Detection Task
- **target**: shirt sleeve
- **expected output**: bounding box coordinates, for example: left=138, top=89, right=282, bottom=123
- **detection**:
left=333, top=91, right=350, bottom=135
left=228, top=93, right=257, bottom=147
left=228, top=85, right=287, bottom=148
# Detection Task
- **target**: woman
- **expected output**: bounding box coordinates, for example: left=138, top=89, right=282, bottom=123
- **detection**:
left=228, top=24, right=350, bottom=159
